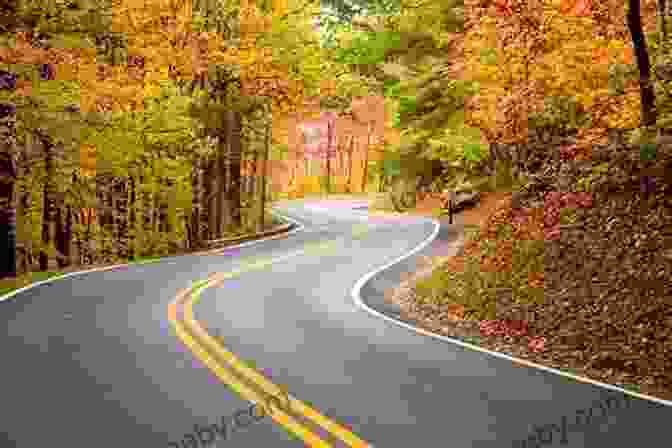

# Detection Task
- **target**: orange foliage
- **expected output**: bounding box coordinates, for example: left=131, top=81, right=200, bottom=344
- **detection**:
left=561, top=0, right=591, bottom=16
left=465, top=0, right=654, bottom=150
left=438, top=194, right=546, bottom=297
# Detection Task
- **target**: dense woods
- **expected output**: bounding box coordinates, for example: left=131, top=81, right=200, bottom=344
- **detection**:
left=1, top=0, right=672, bottom=398
left=0, top=0, right=405, bottom=280
left=346, top=0, right=671, bottom=398
left=0, top=0, right=332, bottom=277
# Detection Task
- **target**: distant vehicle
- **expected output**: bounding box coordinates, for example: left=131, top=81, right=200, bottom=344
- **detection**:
left=440, top=189, right=481, bottom=224
left=451, top=190, right=481, bottom=211
left=441, top=190, right=481, bottom=212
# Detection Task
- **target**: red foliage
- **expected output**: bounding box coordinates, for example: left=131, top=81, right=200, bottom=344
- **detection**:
left=478, top=319, right=547, bottom=352
left=543, top=191, right=593, bottom=240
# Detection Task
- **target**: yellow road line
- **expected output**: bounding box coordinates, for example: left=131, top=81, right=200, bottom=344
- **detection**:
left=168, top=296, right=331, bottom=447
left=180, top=273, right=372, bottom=447
left=168, top=237, right=374, bottom=446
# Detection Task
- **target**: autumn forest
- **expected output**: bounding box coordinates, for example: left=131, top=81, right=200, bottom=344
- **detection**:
left=0, top=0, right=671, bottom=396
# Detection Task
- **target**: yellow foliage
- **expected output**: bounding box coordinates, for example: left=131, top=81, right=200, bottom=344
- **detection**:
left=465, top=0, right=642, bottom=145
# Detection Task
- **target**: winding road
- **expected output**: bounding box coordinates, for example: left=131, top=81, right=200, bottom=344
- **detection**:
left=1, top=198, right=670, bottom=448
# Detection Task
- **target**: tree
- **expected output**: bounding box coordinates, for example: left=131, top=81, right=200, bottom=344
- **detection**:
left=259, top=101, right=271, bottom=229
left=627, top=0, right=657, bottom=128
left=0, top=92, right=17, bottom=278
left=0, top=0, right=353, bottom=270
left=328, top=0, right=478, bottom=203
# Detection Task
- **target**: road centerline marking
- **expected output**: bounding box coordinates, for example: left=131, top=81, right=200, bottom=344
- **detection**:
left=169, top=242, right=374, bottom=447
left=169, top=288, right=331, bottom=447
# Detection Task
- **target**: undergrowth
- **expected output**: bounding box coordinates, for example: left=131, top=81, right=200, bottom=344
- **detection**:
left=0, top=271, right=64, bottom=297
left=413, top=202, right=546, bottom=321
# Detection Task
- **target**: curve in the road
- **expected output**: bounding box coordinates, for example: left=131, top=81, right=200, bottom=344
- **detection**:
left=169, top=279, right=330, bottom=446
left=0, top=210, right=305, bottom=305
left=3, top=198, right=670, bottom=448
left=169, top=209, right=375, bottom=447
left=352, top=218, right=672, bottom=409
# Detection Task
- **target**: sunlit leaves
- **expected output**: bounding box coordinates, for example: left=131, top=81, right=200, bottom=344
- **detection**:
left=462, top=0, right=647, bottom=148
left=332, top=30, right=401, bottom=66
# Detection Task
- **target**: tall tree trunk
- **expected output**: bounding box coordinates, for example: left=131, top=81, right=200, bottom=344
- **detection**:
left=164, top=178, right=178, bottom=251
left=216, top=134, right=226, bottom=238
left=628, top=0, right=658, bottom=128
left=250, top=141, right=258, bottom=203
left=163, top=178, right=174, bottom=234
left=16, top=176, right=31, bottom=273
left=152, top=182, right=160, bottom=236
left=54, top=192, right=73, bottom=268
left=65, top=204, right=73, bottom=265
left=227, top=110, right=242, bottom=231
left=346, top=136, right=354, bottom=193
left=361, top=124, right=372, bottom=193
left=39, top=132, right=58, bottom=271
left=204, top=158, right=216, bottom=241
left=325, top=119, right=333, bottom=194
left=249, top=160, right=255, bottom=198
left=113, top=177, right=128, bottom=259
left=134, top=173, right=147, bottom=259
left=189, top=158, right=202, bottom=250
left=260, top=112, right=270, bottom=231
left=16, top=111, right=31, bottom=273
left=95, top=174, right=111, bottom=263
left=73, top=202, right=83, bottom=266
left=55, top=195, right=65, bottom=268
left=110, top=178, right=119, bottom=259
left=0, top=103, right=17, bottom=278
left=128, top=174, right=137, bottom=259
left=106, top=176, right=115, bottom=260
left=157, top=179, right=165, bottom=234
left=339, top=139, right=345, bottom=180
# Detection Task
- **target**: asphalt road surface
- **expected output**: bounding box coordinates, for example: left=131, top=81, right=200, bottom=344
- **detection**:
left=1, top=198, right=670, bottom=448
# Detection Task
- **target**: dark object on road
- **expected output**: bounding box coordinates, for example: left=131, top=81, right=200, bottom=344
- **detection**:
left=442, top=191, right=481, bottom=223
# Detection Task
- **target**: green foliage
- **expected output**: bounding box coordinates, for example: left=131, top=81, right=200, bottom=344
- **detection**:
left=559, top=208, right=578, bottom=225
left=413, top=237, right=545, bottom=321
left=627, top=126, right=658, bottom=145
left=645, top=31, right=663, bottom=54
left=479, top=47, right=497, bottom=66
left=608, top=63, right=638, bottom=96
left=422, top=119, right=486, bottom=163
left=255, top=0, right=323, bottom=94
left=332, top=30, right=401, bottom=66
left=488, top=157, right=519, bottom=192
left=383, top=78, right=401, bottom=98
left=368, top=151, right=402, bottom=194
left=83, top=80, right=196, bottom=177
left=319, top=174, right=332, bottom=193
left=190, top=12, right=211, bottom=33
left=396, top=95, right=417, bottom=123
left=2, top=0, right=326, bottom=272
left=575, top=162, right=609, bottom=192
left=528, top=95, right=592, bottom=130
left=640, top=142, right=657, bottom=161
left=270, top=143, right=289, bottom=161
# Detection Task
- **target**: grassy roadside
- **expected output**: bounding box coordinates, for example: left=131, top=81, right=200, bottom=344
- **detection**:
left=0, top=211, right=289, bottom=299
left=388, top=182, right=672, bottom=402
left=412, top=199, right=546, bottom=321
left=0, top=271, right=66, bottom=297
left=278, top=192, right=384, bottom=202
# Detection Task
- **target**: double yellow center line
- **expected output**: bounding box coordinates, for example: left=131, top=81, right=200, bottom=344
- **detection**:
left=167, top=236, right=374, bottom=447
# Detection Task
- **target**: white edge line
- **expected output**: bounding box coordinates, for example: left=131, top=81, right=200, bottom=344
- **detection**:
left=350, top=216, right=672, bottom=408
left=0, top=208, right=305, bottom=303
